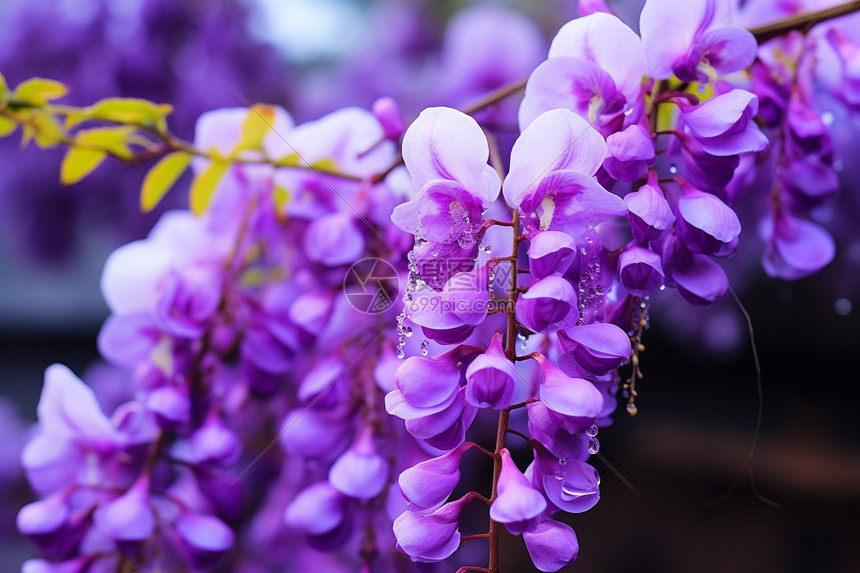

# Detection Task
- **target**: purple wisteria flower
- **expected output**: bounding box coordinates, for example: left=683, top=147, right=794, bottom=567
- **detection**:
left=640, top=0, right=757, bottom=82
left=391, top=107, right=500, bottom=287
left=504, top=109, right=627, bottom=237
left=519, top=12, right=648, bottom=133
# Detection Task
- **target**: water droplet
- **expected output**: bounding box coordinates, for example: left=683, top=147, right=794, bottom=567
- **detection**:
left=586, top=424, right=599, bottom=438
left=554, top=470, right=566, bottom=481
left=580, top=247, right=588, bottom=255
left=587, top=438, right=600, bottom=455
left=697, top=83, right=707, bottom=93
left=396, top=349, right=405, bottom=359
left=432, top=251, right=439, bottom=258
left=624, top=107, right=633, bottom=116
left=835, top=298, right=852, bottom=316
left=405, top=326, right=413, bottom=337
left=458, top=234, right=475, bottom=249
left=659, top=284, right=666, bottom=291
left=420, top=340, right=429, bottom=356
left=558, top=458, right=567, bottom=466
left=669, top=164, right=678, bottom=174
left=521, top=340, right=527, bottom=349
left=822, top=111, right=835, bottom=125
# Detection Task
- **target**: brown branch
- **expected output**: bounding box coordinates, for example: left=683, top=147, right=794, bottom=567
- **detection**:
left=749, top=0, right=860, bottom=43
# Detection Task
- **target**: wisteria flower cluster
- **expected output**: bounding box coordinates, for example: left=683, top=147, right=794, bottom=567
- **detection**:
left=7, top=0, right=860, bottom=571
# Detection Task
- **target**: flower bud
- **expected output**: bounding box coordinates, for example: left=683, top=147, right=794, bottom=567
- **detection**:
left=489, top=449, right=546, bottom=535
left=528, top=231, right=577, bottom=279
left=465, top=331, right=516, bottom=409
left=329, top=426, right=389, bottom=501
left=516, top=276, right=578, bottom=334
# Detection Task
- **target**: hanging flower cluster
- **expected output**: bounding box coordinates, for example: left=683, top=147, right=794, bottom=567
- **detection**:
left=7, top=0, right=860, bottom=572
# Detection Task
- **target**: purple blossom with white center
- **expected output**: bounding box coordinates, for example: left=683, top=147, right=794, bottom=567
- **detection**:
left=504, top=109, right=627, bottom=237
left=391, top=107, right=500, bottom=280
left=520, top=12, right=648, bottom=133
left=640, top=0, right=757, bottom=82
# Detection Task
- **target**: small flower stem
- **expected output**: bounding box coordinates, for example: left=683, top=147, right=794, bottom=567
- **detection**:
left=506, top=427, right=532, bottom=442
left=487, top=210, right=520, bottom=573
left=461, top=78, right=528, bottom=115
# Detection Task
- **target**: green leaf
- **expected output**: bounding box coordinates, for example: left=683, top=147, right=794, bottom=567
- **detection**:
left=75, top=126, right=135, bottom=159
left=189, top=160, right=229, bottom=215
left=273, top=185, right=289, bottom=212
left=0, top=116, right=17, bottom=138
left=13, top=78, right=68, bottom=105
left=0, top=71, right=8, bottom=100
left=61, top=147, right=107, bottom=185
left=30, top=114, right=65, bottom=148
left=140, top=151, right=192, bottom=212
left=89, top=98, right=172, bottom=131
left=233, top=104, right=276, bottom=153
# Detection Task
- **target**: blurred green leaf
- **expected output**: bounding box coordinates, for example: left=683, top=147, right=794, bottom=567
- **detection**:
left=75, top=126, right=136, bottom=159
left=141, top=151, right=192, bottom=213
left=89, top=98, right=172, bottom=131
left=234, top=104, right=276, bottom=153
left=23, top=113, right=65, bottom=148
left=61, top=147, right=107, bottom=185
left=189, top=159, right=229, bottom=215
left=0, top=116, right=17, bottom=138
left=13, top=78, right=68, bottom=105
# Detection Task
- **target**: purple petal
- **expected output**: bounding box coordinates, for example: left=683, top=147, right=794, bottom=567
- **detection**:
left=37, top=365, right=118, bottom=450
left=285, top=482, right=346, bottom=536
left=676, top=182, right=741, bottom=257
left=398, top=442, right=472, bottom=513
left=618, top=245, right=665, bottom=296
left=506, top=109, right=606, bottom=208
left=528, top=231, right=577, bottom=279
left=624, top=173, right=675, bottom=242
left=604, top=123, right=656, bottom=182
left=465, top=332, right=517, bottom=410
left=535, top=355, right=604, bottom=431
left=329, top=427, right=389, bottom=500
left=490, top=449, right=547, bottom=535
left=516, top=276, right=578, bottom=334
left=523, top=518, right=580, bottom=571
left=559, top=322, right=631, bottom=376
left=303, top=212, right=365, bottom=266
left=548, top=12, right=647, bottom=95
left=401, top=107, right=500, bottom=206
left=393, top=496, right=471, bottom=563
left=699, top=26, right=757, bottom=75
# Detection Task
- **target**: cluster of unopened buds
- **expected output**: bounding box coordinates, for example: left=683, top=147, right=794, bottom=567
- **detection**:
left=12, top=0, right=860, bottom=571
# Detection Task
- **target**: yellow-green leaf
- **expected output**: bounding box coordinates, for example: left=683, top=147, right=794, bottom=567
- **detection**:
left=0, top=116, right=17, bottom=138
left=14, top=78, right=68, bottom=105
left=273, top=185, right=289, bottom=211
left=75, top=126, right=135, bottom=159
left=31, top=114, right=66, bottom=148
left=0, top=71, right=8, bottom=99
left=189, top=160, right=229, bottom=215
left=232, top=104, right=276, bottom=154
left=61, top=148, right=107, bottom=185
left=90, top=98, right=172, bottom=131
left=275, top=153, right=301, bottom=167
left=140, top=151, right=192, bottom=212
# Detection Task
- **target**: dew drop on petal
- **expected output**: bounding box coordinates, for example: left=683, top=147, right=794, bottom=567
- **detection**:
left=669, top=164, right=678, bottom=174
left=586, top=424, right=598, bottom=438
left=587, top=438, right=600, bottom=455
left=558, top=458, right=567, bottom=466
left=554, top=470, right=566, bottom=481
